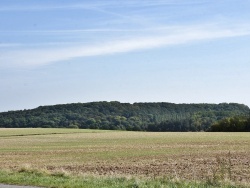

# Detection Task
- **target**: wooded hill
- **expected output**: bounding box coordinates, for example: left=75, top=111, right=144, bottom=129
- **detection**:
left=0, top=102, right=249, bottom=131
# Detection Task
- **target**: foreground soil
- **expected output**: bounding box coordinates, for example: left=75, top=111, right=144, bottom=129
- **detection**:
left=51, top=152, right=249, bottom=183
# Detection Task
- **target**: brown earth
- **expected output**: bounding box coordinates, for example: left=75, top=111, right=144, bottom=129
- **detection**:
left=42, top=152, right=250, bottom=183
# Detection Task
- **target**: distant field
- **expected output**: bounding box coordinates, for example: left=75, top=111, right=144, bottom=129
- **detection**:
left=0, top=128, right=250, bottom=187
left=0, top=128, right=109, bottom=137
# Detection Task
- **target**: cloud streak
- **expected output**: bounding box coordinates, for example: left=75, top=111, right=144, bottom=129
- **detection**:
left=1, top=24, right=250, bottom=68
left=0, top=0, right=209, bottom=12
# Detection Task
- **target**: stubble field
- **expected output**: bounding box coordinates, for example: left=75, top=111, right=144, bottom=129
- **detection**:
left=0, top=128, right=250, bottom=187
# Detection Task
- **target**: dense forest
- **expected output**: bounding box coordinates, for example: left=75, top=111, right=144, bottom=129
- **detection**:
left=210, top=116, right=250, bottom=132
left=0, top=102, right=249, bottom=131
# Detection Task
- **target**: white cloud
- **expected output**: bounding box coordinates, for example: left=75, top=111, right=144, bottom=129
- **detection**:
left=1, top=24, right=250, bottom=68
left=0, top=1, right=208, bottom=12
left=0, top=43, right=21, bottom=47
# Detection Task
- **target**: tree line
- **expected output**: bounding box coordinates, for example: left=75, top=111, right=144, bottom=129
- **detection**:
left=210, top=115, right=250, bottom=131
left=0, top=102, right=249, bottom=131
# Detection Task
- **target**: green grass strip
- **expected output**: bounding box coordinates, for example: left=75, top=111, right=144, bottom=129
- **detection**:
left=0, top=169, right=247, bottom=188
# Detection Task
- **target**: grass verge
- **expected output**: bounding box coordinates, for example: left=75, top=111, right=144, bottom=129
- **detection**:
left=0, top=169, right=248, bottom=188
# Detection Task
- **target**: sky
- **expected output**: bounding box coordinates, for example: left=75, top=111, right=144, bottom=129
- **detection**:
left=0, top=0, right=250, bottom=112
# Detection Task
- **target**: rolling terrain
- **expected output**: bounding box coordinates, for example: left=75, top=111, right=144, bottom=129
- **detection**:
left=0, top=102, right=249, bottom=131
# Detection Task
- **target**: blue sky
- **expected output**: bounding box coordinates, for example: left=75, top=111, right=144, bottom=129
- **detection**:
left=1, top=0, right=250, bottom=112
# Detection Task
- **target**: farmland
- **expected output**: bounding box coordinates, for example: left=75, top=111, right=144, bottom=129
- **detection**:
left=0, top=128, right=250, bottom=187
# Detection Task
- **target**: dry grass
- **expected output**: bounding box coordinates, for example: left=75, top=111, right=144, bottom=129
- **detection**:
left=0, top=129, right=249, bottom=185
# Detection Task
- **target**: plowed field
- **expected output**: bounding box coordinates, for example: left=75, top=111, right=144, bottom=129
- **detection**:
left=0, top=129, right=249, bottom=184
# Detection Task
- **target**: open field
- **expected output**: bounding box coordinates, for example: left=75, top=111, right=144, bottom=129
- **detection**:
left=0, top=128, right=250, bottom=187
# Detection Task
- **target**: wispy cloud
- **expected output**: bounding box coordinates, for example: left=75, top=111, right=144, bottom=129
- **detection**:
left=0, top=0, right=209, bottom=12
left=0, top=3, right=97, bottom=12
left=0, top=43, right=21, bottom=47
left=1, top=24, right=250, bottom=69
